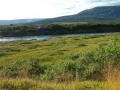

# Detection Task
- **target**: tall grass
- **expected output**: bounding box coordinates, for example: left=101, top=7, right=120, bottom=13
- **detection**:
left=0, top=78, right=120, bottom=90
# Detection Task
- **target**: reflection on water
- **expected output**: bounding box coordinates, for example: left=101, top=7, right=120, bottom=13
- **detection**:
left=0, top=35, right=54, bottom=42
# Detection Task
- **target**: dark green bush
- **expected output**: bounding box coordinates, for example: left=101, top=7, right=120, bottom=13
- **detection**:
left=88, top=35, right=104, bottom=39
left=42, top=64, right=62, bottom=80
left=20, top=41, right=32, bottom=44
left=66, top=53, right=80, bottom=60
left=0, top=46, right=20, bottom=52
left=28, top=58, right=45, bottom=76
left=3, top=58, right=45, bottom=77
left=28, top=44, right=38, bottom=49
left=0, top=52, right=6, bottom=56
left=76, top=39, right=120, bottom=80
left=3, top=60, right=28, bottom=77
left=77, top=43, right=87, bottom=47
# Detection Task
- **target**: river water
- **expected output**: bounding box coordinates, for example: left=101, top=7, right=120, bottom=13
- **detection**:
left=0, top=35, right=54, bottom=42
left=0, top=33, right=107, bottom=42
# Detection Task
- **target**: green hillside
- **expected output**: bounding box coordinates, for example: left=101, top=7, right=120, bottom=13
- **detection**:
left=32, top=6, right=120, bottom=24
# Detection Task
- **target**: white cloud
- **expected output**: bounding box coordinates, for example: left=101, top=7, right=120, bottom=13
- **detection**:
left=0, top=0, right=120, bottom=20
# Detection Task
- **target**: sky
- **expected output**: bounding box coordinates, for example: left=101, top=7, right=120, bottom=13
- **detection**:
left=0, top=0, right=120, bottom=20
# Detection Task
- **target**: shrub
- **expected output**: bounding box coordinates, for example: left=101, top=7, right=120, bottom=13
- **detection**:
left=28, top=44, right=38, bottom=49
left=77, top=43, right=87, bottom=47
left=64, top=61, right=77, bottom=78
left=0, top=52, right=6, bottom=56
left=50, top=50, right=64, bottom=56
left=68, top=53, right=80, bottom=60
left=0, top=46, right=20, bottom=52
left=94, top=39, right=120, bottom=68
left=41, top=61, right=67, bottom=81
left=76, top=39, right=120, bottom=80
left=3, top=58, right=45, bottom=77
left=40, top=56, right=53, bottom=61
left=88, top=35, right=104, bottom=38
left=3, top=60, right=28, bottom=77
left=28, top=58, right=45, bottom=76
left=20, top=41, right=32, bottom=44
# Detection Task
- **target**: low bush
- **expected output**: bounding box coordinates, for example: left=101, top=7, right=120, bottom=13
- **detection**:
left=28, top=44, right=38, bottom=49
left=28, top=58, right=45, bottom=76
left=0, top=46, right=20, bottom=52
left=20, top=41, right=32, bottom=44
left=2, top=58, right=45, bottom=77
left=0, top=52, right=6, bottom=56
left=76, top=39, right=120, bottom=80
left=68, top=53, right=80, bottom=60
left=77, top=43, right=87, bottom=47
left=3, top=60, right=29, bottom=77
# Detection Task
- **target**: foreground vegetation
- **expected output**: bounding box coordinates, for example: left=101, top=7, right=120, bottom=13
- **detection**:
left=1, top=78, right=120, bottom=90
left=0, top=33, right=120, bottom=89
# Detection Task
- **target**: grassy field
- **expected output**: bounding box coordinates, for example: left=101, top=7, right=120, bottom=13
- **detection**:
left=0, top=32, right=120, bottom=90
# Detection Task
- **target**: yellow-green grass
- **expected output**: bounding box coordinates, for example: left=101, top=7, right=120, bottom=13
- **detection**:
left=0, top=77, right=120, bottom=90
left=0, top=33, right=120, bottom=64
left=0, top=33, right=120, bottom=89
left=0, top=33, right=120, bottom=65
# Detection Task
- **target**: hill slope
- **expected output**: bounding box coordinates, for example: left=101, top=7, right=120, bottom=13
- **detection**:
left=33, top=6, right=120, bottom=24
left=0, top=19, right=43, bottom=25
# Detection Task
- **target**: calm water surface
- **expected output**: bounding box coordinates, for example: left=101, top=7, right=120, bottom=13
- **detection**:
left=0, top=33, right=107, bottom=42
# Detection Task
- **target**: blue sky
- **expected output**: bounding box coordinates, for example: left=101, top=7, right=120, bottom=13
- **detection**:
left=0, top=0, right=120, bottom=20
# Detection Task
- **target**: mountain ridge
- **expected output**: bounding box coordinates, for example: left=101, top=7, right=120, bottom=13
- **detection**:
left=1, top=6, right=120, bottom=25
left=32, top=5, right=120, bottom=24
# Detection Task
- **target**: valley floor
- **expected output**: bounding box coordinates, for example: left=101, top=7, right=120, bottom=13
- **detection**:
left=0, top=32, right=120, bottom=90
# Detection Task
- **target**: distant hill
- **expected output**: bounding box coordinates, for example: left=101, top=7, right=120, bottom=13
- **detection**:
left=0, top=19, right=44, bottom=25
left=32, top=6, right=120, bottom=24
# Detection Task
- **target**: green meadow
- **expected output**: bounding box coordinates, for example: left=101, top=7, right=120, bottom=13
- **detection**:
left=0, top=33, right=120, bottom=90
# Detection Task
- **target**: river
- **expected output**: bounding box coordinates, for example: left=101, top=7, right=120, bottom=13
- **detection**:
left=0, top=33, right=107, bottom=42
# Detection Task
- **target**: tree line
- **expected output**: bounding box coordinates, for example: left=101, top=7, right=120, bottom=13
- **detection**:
left=0, top=22, right=120, bottom=37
